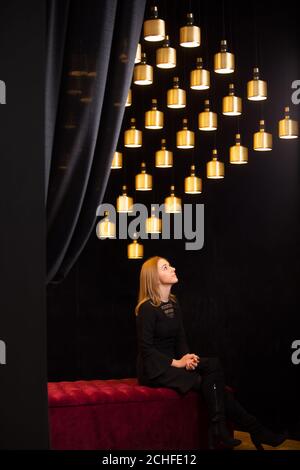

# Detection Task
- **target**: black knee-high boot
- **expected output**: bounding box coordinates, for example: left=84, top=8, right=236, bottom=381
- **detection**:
left=198, top=358, right=242, bottom=449
left=224, top=390, right=287, bottom=450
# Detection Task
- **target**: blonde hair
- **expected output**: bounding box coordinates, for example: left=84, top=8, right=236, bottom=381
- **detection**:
left=135, top=256, right=176, bottom=315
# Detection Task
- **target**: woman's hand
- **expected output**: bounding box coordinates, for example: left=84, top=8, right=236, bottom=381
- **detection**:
left=172, top=354, right=200, bottom=369
left=185, top=354, right=200, bottom=370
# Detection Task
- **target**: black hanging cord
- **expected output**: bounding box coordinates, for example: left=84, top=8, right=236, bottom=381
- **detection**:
left=222, top=0, right=226, bottom=39
left=253, top=10, right=260, bottom=67
left=171, top=105, right=175, bottom=187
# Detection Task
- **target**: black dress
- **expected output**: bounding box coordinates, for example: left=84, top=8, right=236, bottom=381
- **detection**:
left=136, top=298, right=200, bottom=394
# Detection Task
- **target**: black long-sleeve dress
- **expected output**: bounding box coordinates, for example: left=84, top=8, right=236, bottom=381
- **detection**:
left=136, top=298, right=200, bottom=394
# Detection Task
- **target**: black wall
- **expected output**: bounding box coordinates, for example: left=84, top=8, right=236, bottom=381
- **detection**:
left=0, top=1, right=48, bottom=449
left=47, top=1, right=300, bottom=436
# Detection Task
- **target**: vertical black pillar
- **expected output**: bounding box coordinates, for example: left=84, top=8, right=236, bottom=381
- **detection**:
left=0, top=1, right=48, bottom=449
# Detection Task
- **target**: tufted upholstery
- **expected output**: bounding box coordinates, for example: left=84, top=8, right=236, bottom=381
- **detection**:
left=48, top=378, right=190, bottom=406
left=48, top=378, right=209, bottom=450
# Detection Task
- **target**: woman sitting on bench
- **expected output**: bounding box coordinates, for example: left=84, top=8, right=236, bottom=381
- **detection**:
left=135, top=256, right=286, bottom=450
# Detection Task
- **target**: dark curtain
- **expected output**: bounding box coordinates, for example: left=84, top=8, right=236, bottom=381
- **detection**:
left=46, top=0, right=146, bottom=283
left=45, top=0, right=70, bottom=200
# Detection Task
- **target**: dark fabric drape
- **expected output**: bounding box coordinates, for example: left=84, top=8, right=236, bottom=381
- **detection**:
left=45, top=0, right=70, bottom=200
left=46, top=0, right=146, bottom=283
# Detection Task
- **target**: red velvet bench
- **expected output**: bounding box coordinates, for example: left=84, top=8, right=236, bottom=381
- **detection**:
left=48, top=378, right=209, bottom=450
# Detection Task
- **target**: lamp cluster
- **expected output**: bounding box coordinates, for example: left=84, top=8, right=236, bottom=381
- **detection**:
left=98, top=5, right=299, bottom=258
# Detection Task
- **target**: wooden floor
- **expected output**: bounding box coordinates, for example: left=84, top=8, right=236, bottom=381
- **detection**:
left=234, top=431, right=300, bottom=450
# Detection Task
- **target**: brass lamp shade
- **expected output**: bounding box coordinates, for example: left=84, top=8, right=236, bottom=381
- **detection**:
left=167, top=77, right=186, bottom=108
left=198, top=100, right=217, bottom=131
left=214, top=40, right=235, bottom=74
left=117, top=185, right=134, bottom=213
left=134, top=53, right=153, bottom=85
left=207, top=149, right=224, bottom=179
left=111, top=151, right=123, bottom=169
left=230, top=134, right=248, bottom=164
left=96, top=212, right=116, bottom=239
left=177, top=119, right=194, bottom=148
left=223, top=84, right=242, bottom=116
left=125, top=89, right=132, bottom=107
left=190, top=58, right=210, bottom=90
left=156, top=47, right=176, bottom=69
left=185, top=165, right=202, bottom=194
left=144, top=19, right=165, bottom=41
left=180, top=13, right=200, bottom=48
left=279, top=107, right=299, bottom=139
left=135, top=43, right=141, bottom=64
left=145, top=99, right=163, bottom=129
left=124, top=118, right=142, bottom=147
left=155, top=139, right=173, bottom=167
left=128, top=239, right=143, bottom=259
left=134, top=64, right=153, bottom=85
left=135, top=162, right=152, bottom=191
left=167, top=88, right=186, bottom=108
left=144, top=6, right=165, bottom=42
left=247, top=67, right=267, bottom=101
left=145, top=109, right=163, bottom=128
left=156, top=36, right=176, bottom=68
left=253, top=120, right=272, bottom=151
left=164, top=186, right=182, bottom=213
left=223, top=95, right=242, bottom=115
left=146, top=215, right=162, bottom=233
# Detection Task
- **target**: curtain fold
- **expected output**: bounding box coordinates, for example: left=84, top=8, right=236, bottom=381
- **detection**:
left=46, top=0, right=146, bottom=283
left=45, top=0, right=70, bottom=201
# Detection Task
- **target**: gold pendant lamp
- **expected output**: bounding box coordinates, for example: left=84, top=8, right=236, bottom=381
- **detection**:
left=117, top=185, right=134, bottom=213
left=165, top=185, right=182, bottom=213
left=96, top=211, right=116, bottom=239
left=111, top=151, right=123, bottom=169
left=155, top=139, right=173, bottom=168
left=133, top=52, right=153, bottom=85
left=185, top=165, right=202, bottom=194
left=124, top=118, right=142, bottom=148
left=190, top=57, right=210, bottom=90
left=230, top=134, right=248, bottom=164
left=247, top=67, right=267, bottom=101
left=198, top=100, right=218, bottom=131
left=145, top=99, right=164, bottom=129
left=143, top=5, right=165, bottom=42
left=253, top=120, right=272, bottom=151
left=167, top=77, right=186, bottom=108
left=146, top=207, right=162, bottom=234
left=128, top=237, right=144, bottom=259
left=156, top=35, right=176, bottom=69
left=180, top=12, right=201, bottom=48
left=207, top=149, right=224, bottom=179
left=125, top=89, right=132, bottom=107
left=214, top=39, right=235, bottom=74
left=223, top=84, right=242, bottom=116
left=177, top=118, right=195, bottom=149
left=278, top=106, right=299, bottom=139
left=135, top=162, right=152, bottom=191
left=135, top=43, right=141, bottom=64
